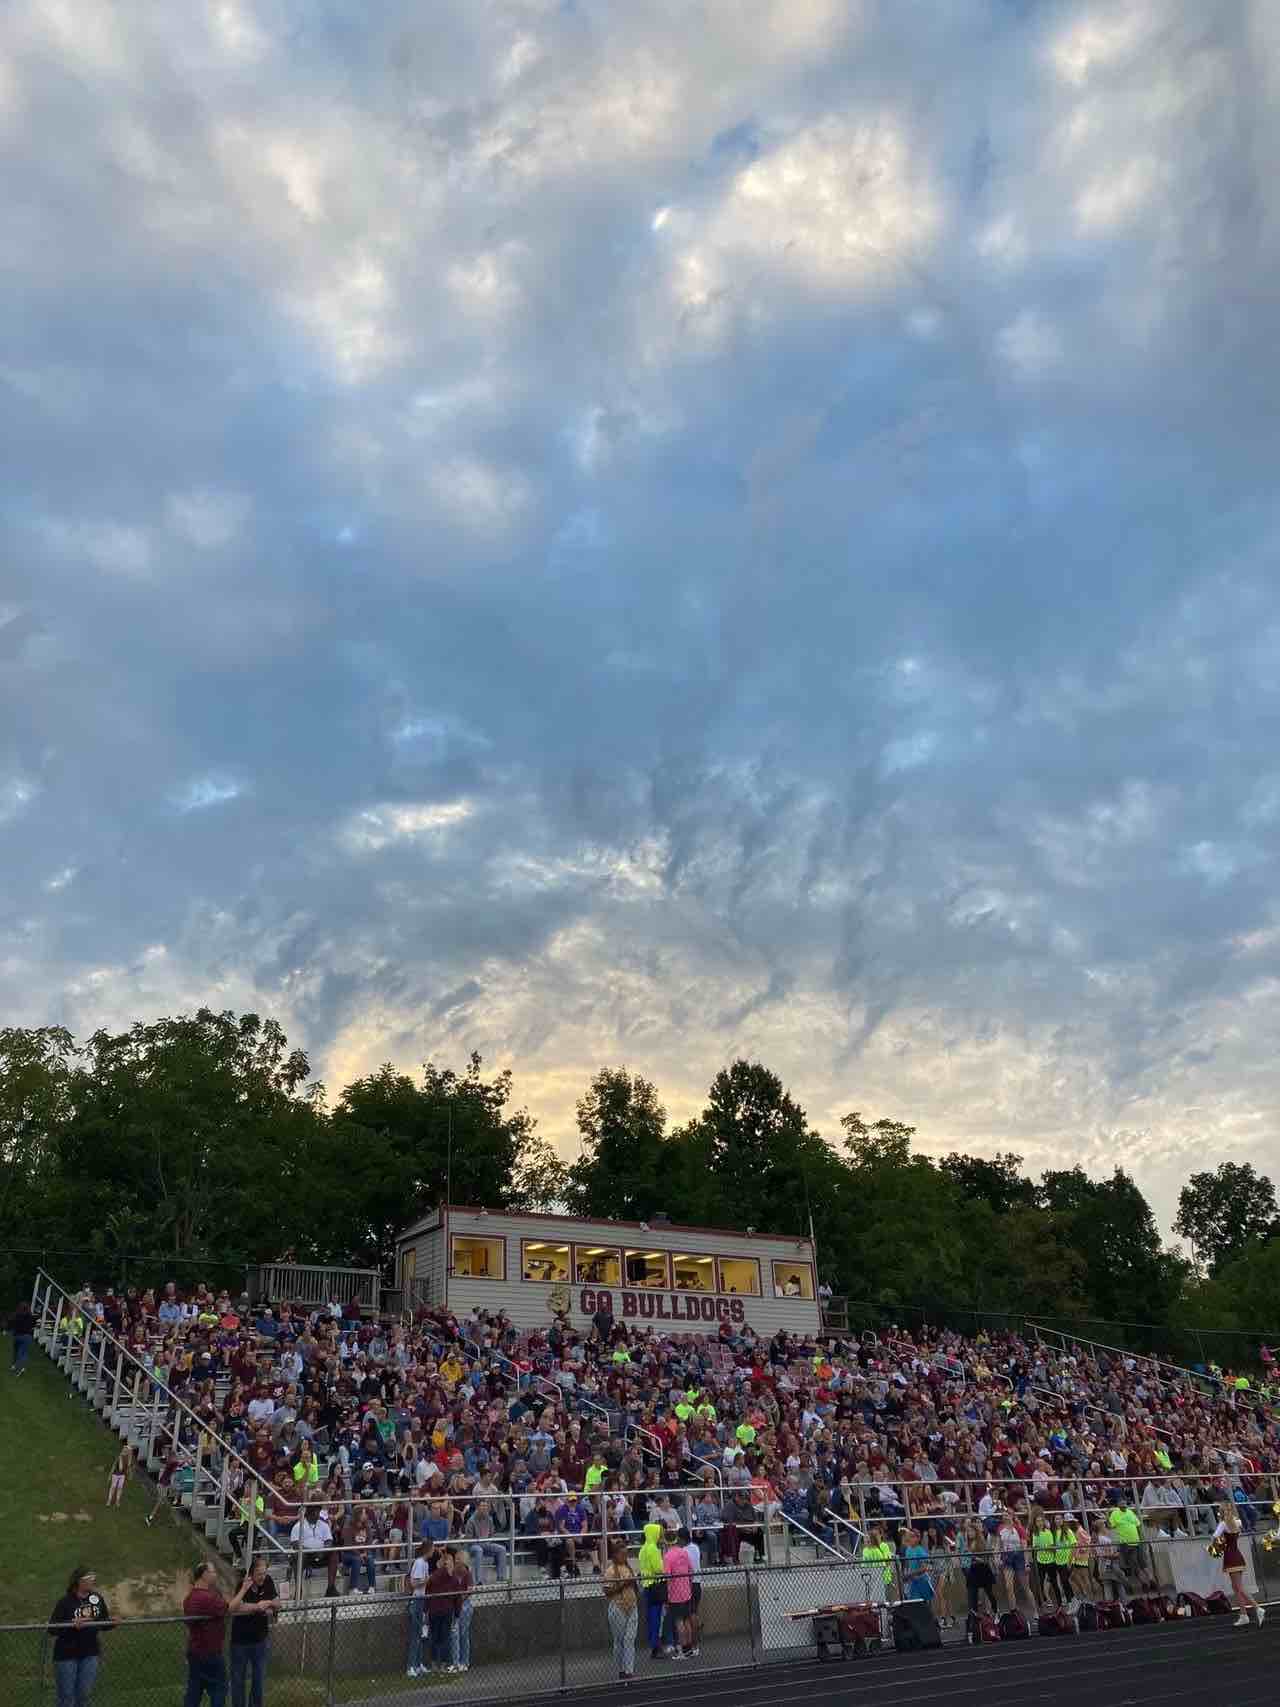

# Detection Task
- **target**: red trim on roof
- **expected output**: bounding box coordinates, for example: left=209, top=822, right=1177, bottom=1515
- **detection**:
left=439, top=1203, right=810, bottom=1245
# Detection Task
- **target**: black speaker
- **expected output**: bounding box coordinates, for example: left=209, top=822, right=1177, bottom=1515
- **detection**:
left=891, top=1600, right=941, bottom=1651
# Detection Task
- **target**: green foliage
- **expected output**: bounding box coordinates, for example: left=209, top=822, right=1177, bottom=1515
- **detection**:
left=1174, top=1161, right=1278, bottom=1274
left=6, top=1009, right=1278, bottom=1363
left=565, top=1066, right=669, bottom=1220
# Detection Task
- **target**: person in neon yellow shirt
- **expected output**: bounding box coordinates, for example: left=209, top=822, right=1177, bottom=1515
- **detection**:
left=695, top=1400, right=717, bottom=1422
left=1108, top=1500, right=1143, bottom=1587
left=674, top=1400, right=694, bottom=1423
left=860, top=1524, right=895, bottom=1593
left=1031, top=1516, right=1057, bottom=1605
left=735, top=1422, right=756, bottom=1448
left=584, top=1453, right=606, bottom=1492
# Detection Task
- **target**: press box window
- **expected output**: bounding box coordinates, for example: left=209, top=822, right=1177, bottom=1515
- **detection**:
left=624, top=1249, right=670, bottom=1288
left=717, top=1258, right=761, bottom=1297
left=574, top=1245, right=621, bottom=1285
left=672, top=1253, right=715, bottom=1292
left=521, top=1241, right=570, bottom=1282
left=450, top=1236, right=505, bottom=1281
left=772, top=1262, right=814, bottom=1300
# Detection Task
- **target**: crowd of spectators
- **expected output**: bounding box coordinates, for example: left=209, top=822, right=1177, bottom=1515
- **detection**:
left=48, top=1277, right=1280, bottom=1616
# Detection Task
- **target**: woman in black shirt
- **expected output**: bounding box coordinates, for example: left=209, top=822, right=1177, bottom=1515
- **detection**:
left=49, top=1566, right=114, bottom=1707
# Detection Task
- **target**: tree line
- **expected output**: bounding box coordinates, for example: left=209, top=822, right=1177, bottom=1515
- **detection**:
left=2, top=1009, right=1277, bottom=1361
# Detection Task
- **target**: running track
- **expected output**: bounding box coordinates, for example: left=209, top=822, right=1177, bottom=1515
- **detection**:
left=518, top=1619, right=1278, bottom=1707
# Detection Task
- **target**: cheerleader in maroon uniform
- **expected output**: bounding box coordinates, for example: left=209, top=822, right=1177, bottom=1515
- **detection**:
left=1214, top=1503, right=1264, bottom=1629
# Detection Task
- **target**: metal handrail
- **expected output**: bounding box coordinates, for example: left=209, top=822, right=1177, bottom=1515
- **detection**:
left=776, top=1509, right=845, bottom=1565
left=33, top=1270, right=284, bottom=1566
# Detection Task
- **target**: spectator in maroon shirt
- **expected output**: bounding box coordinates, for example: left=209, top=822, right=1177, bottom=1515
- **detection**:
left=182, top=1561, right=249, bottom=1707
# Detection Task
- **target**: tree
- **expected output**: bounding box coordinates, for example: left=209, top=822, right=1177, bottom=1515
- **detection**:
left=1037, top=1165, right=1180, bottom=1330
left=328, top=1051, right=565, bottom=1270
left=0, top=1026, right=76, bottom=1241
left=565, top=1067, right=668, bottom=1220
left=938, top=1151, right=1037, bottom=1216
left=1175, top=1162, right=1278, bottom=1274
left=57, top=1009, right=318, bottom=1262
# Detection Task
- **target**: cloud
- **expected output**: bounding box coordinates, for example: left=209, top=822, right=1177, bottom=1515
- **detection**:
left=2, top=0, right=1279, bottom=1234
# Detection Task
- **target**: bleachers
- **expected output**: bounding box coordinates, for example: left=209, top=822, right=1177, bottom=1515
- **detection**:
left=29, top=1265, right=1280, bottom=1612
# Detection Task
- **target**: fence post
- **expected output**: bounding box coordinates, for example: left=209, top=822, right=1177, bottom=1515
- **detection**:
left=508, top=1494, right=517, bottom=1597
left=78, top=1319, right=91, bottom=1388
left=111, top=1346, right=124, bottom=1423
left=745, top=1564, right=757, bottom=1664
left=325, top=1600, right=339, bottom=1707
left=558, top=1573, right=567, bottom=1693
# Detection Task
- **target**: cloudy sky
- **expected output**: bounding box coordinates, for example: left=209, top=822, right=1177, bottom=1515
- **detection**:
left=4, top=0, right=1279, bottom=1229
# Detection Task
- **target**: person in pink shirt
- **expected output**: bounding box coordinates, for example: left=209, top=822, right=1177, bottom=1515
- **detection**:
left=661, top=1535, right=694, bottom=1659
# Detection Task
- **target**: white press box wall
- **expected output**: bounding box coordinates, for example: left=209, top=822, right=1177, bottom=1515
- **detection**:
left=396, top=1205, right=823, bottom=1340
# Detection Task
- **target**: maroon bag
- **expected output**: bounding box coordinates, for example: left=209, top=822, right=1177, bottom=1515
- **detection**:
left=1097, top=1600, right=1132, bottom=1629
left=1205, top=1591, right=1233, bottom=1616
left=1178, top=1592, right=1209, bottom=1617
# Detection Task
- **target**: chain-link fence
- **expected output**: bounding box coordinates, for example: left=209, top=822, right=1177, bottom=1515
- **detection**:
left=8, top=1537, right=1280, bottom=1707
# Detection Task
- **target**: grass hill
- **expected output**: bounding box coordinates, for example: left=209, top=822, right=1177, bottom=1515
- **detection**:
left=0, top=1330, right=215, bottom=1622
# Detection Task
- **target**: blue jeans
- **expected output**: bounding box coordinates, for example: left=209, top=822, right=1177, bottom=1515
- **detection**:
left=644, top=1588, right=664, bottom=1651
left=407, top=1601, right=425, bottom=1671
left=184, top=1654, right=227, bottom=1707
left=54, top=1656, right=98, bottom=1707
left=346, top=1553, right=377, bottom=1592
left=229, top=1641, right=268, bottom=1707
left=469, top=1541, right=505, bottom=1582
left=12, top=1332, right=32, bottom=1370
left=450, top=1599, right=473, bottom=1667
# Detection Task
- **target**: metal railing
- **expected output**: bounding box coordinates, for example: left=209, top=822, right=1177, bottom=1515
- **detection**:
left=32, top=1271, right=285, bottom=1563
left=250, top=1261, right=382, bottom=1311
left=9, top=1537, right=1280, bottom=1707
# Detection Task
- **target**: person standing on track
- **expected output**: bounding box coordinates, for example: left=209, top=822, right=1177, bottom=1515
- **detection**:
left=678, top=1526, right=702, bottom=1657
left=637, top=1522, right=666, bottom=1658
left=602, top=1540, right=639, bottom=1682
left=661, top=1529, right=694, bottom=1659
left=1214, top=1503, right=1265, bottom=1629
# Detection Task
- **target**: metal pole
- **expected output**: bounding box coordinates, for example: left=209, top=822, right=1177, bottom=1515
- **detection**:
left=558, top=1574, right=567, bottom=1693
left=508, top=1493, right=517, bottom=1596
left=746, top=1565, right=757, bottom=1664
left=325, top=1601, right=339, bottom=1707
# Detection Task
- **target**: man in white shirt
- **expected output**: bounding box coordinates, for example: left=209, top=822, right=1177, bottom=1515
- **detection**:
left=289, top=1509, right=338, bottom=1597
left=407, top=1541, right=431, bottom=1677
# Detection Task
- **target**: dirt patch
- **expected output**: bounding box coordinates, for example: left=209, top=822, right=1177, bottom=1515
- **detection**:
left=106, top=1570, right=190, bottom=1617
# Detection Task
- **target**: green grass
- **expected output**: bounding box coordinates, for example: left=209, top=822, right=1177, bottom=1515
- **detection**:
left=0, top=1331, right=215, bottom=1623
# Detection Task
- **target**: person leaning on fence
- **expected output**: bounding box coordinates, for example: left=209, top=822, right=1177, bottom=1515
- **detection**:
left=424, top=1549, right=460, bottom=1674
left=229, top=1556, right=281, bottom=1707
left=603, top=1540, right=640, bottom=1682
left=184, top=1560, right=252, bottom=1707
left=49, top=1566, right=115, bottom=1707
left=447, top=1548, right=474, bottom=1673
left=406, top=1540, right=432, bottom=1678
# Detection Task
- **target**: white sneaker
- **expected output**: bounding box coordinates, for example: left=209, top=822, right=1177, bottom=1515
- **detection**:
left=1256, top=1607, right=1266, bottom=1629
left=407, top=1666, right=420, bottom=1677
left=1234, top=1614, right=1250, bottom=1627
